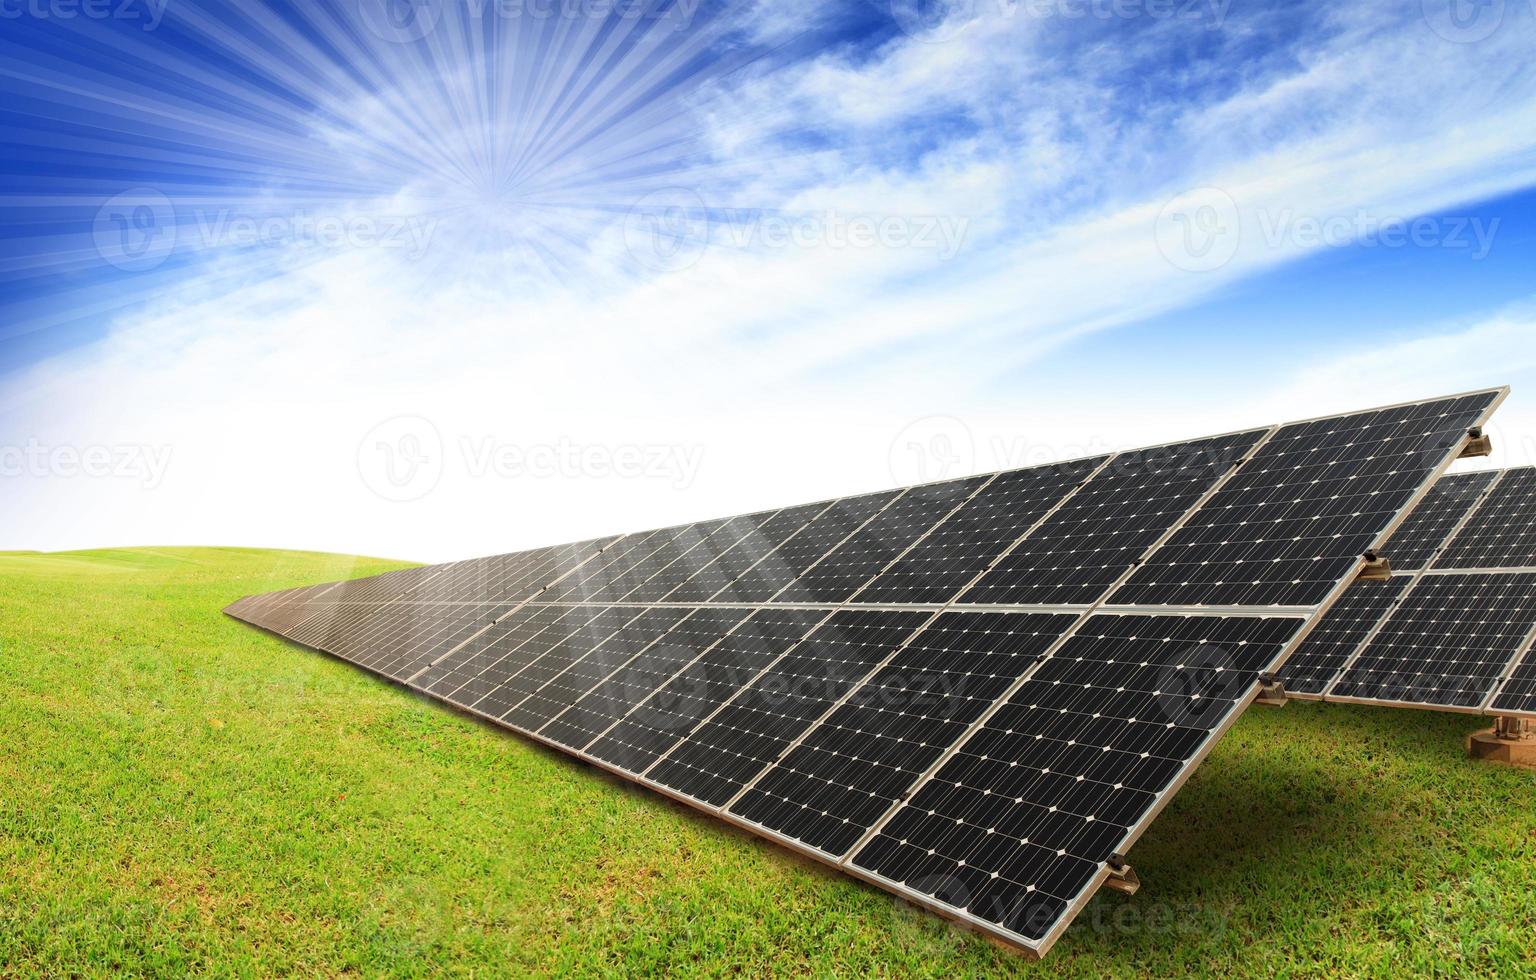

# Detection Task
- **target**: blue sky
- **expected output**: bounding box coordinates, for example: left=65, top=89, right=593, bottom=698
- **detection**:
left=4, top=0, right=1536, bottom=560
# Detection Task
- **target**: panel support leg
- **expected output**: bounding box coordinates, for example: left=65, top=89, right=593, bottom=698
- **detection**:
left=1468, top=716, right=1536, bottom=767
left=1459, top=427, right=1494, bottom=459
left=1254, top=674, right=1288, bottom=707
left=1103, top=855, right=1140, bottom=896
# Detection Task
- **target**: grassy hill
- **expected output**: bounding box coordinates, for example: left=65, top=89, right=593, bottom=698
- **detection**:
left=3, top=547, right=1533, bottom=976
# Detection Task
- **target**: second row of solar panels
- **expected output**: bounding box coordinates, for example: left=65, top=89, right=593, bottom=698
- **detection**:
left=1277, top=467, right=1536, bottom=716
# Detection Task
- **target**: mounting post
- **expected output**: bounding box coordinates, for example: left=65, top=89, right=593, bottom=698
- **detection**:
left=1468, top=716, right=1536, bottom=767
left=1255, top=673, right=1288, bottom=707
left=1357, top=552, right=1394, bottom=582
left=1459, top=427, right=1494, bottom=460
left=1103, top=854, right=1140, bottom=896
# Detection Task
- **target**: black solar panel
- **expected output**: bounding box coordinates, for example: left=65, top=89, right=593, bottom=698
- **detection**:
left=1379, top=471, right=1499, bottom=571
left=1109, top=393, right=1499, bottom=608
left=587, top=608, right=830, bottom=772
left=503, top=607, right=691, bottom=732
left=786, top=478, right=989, bottom=603
left=959, top=431, right=1265, bottom=607
left=540, top=608, right=753, bottom=750
left=727, top=491, right=901, bottom=602
left=1328, top=573, right=1536, bottom=709
left=622, top=515, right=774, bottom=602
left=729, top=611, right=1078, bottom=857
left=1436, top=467, right=1536, bottom=570
left=854, top=459, right=1105, bottom=606
left=225, top=388, right=1504, bottom=956
left=663, top=503, right=831, bottom=602
left=647, top=609, right=934, bottom=807
left=1489, top=647, right=1536, bottom=716
left=851, top=614, right=1304, bottom=946
left=1275, top=576, right=1413, bottom=696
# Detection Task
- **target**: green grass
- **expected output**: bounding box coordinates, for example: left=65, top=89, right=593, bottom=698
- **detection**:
left=2, top=547, right=1533, bottom=977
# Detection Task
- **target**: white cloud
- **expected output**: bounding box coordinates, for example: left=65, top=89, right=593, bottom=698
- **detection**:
left=7, top=2, right=1536, bottom=558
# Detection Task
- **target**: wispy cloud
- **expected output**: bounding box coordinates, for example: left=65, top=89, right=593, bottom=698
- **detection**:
left=5, top=0, right=1536, bottom=555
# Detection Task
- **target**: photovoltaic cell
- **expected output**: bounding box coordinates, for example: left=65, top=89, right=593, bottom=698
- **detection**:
left=537, top=531, right=670, bottom=601
left=854, top=459, right=1105, bottom=606
left=578, top=521, right=734, bottom=603
left=729, top=611, right=1078, bottom=857
left=539, top=608, right=752, bottom=749
left=501, top=607, right=692, bottom=732
left=1489, top=647, right=1536, bottom=716
left=1275, top=576, right=1412, bottom=696
left=647, top=609, right=933, bottom=807
left=724, top=491, right=900, bottom=603
left=850, top=614, right=1304, bottom=944
left=959, top=432, right=1264, bottom=607
left=1436, top=467, right=1536, bottom=570
left=448, top=606, right=642, bottom=721
left=587, top=607, right=829, bottom=773
left=784, top=478, right=989, bottom=603
left=1328, top=573, right=1536, bottom=709
left=413, top=604, right=598, bottom=695
left=1377, top=471, right=1498, bottom=571
left=622, top=515, right=774, bottom=602
left=1109, top=393, right=1498, bottom=609
left=663, top=502, right=830, bottom=602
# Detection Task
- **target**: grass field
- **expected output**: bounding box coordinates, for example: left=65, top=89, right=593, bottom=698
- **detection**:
left=3, top=547, right=1534, bottom=977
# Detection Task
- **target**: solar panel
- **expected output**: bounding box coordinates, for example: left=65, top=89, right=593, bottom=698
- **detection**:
left=850, top=613, right=1305, bottom=947
left=225, top=387, right=1504, bottom=957
left=1274, top=576, right=1412, bottom=696
left=1328, top=573, right=1536, bottom=710
left=1377, top=471, right=1499, bottom=571
left=647, top=609, right=936, bottom=807
left=853, top=458, right=1106, bottom=605
left=1108, top=396, right=1496, bottom=609
left=663, top=503, right=831, bottom=602
left=1489, top=649, right=1536, bottom=715
left=728, top=611, right=1078, bottom=857
left=1274, top=466, right=1536, bottom=716
left=957, top=431, right=1265, bottom=607
left=1436, top=467, right=1536, bottom=570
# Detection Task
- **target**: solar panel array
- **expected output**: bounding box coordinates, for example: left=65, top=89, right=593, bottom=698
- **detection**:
left=227, top=389, right=1503, bottom=957
left=1278, top=466, right=1536, bottom=718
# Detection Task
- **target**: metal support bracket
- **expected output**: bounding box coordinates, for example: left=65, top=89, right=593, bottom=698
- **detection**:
left=1103, top=854, right=1140, bottom=896
left=1494, top=716, right=1533, bottom=741
left=1357, top=552, right=1394, bottom=582
left=1255, top=673, right=1288, bottom=707
left=1459, top=427, right=1494, bottom=460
